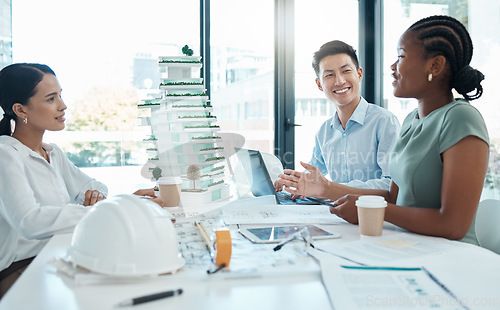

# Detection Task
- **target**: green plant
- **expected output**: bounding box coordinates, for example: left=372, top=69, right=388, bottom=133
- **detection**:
left=178, top=115, right=216, bottom=119
left=192, top=136, right=221, bottom=140
left=158, top=60, right=200, bottom=63
left=208, top=180, right=224, bottom=187
left=161, top=82, right=203, bottom=86
left=205, top=156, right=225, bottom=162
left=211, top=166, right=225, bottom=172
left=152, top=167, right=162, bottom=181
left=199, top=147, right=224, bottom=152
left=166, top=93, right=206, bottom=97
left=172, top=104, right=211, bottom=108
left=182, top=45, right=194, bottom=56
left=143, top=136, right=157, bottom=141
left=184, top=125, right=220, bottom=129
left=201, top=171, right=224, bottom=178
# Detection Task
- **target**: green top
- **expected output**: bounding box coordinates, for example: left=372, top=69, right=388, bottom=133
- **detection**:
left=389, top=100, right=489, bottom=245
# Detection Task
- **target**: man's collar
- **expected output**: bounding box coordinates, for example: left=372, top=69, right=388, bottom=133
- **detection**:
left=349, top=97, right=368, bottom=125
left=330, top=97, right=368, bottom=128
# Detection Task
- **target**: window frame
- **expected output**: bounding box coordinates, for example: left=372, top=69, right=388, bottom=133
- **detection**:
left=201, top=0, right=382, bottom=169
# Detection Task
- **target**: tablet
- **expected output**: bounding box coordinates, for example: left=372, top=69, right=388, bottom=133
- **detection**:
left=239, top=225, right=341, bottom=244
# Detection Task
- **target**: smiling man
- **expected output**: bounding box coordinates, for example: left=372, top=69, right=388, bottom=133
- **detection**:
left=275, top=41, right=400, bottom=198
left=308, top=40, right=400, bottom=191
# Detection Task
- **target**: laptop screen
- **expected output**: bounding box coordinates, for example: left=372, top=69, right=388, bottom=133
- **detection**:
left=235, top=148, right=276, bottom=197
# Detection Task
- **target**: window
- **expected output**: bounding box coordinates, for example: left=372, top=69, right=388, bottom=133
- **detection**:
left=8, top=0, right=498, bottom=197
left=11, top=0, right=200, bottom=194
left=293, top=0, right=359, bottom=169
left=210, top=0, right=274, bottom=153
left=383, top=0, right=500, bottom=199
left=0, top=0, right=12, bottom=69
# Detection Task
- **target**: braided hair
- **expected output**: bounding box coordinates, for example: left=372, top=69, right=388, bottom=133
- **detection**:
left=408, top=15, right=484, bottom=101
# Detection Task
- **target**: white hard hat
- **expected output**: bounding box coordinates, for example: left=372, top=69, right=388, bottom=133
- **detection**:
left=67, top=194, right=184, bottom=276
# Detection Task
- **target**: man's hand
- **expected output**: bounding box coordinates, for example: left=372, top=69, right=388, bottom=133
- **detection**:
left=274, top=162, right=329, bottom=198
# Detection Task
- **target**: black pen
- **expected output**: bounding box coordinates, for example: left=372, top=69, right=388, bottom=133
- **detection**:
left=117, top=288, right=183, bottom=307
left=421, top=267, right=470, bottom=310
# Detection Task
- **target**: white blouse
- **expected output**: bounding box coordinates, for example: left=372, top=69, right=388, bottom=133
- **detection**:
left=0, top=136, right=108, bottom=271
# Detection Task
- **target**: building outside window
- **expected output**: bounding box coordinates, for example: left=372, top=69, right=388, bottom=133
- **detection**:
left=293, top=0, right=359, bottom=169
left=210, top=0, right=275, bottom=153
left=0, top=0, right=12, bottom=69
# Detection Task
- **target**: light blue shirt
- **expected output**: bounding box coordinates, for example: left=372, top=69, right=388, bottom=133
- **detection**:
left=310, top=97, right=400, bottom=190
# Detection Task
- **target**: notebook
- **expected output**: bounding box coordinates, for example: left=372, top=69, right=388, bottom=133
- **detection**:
left=235, top=148, right=320, bottom=205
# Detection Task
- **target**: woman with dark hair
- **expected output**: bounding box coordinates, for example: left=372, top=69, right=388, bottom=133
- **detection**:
left=276, top=15, right=489, bottom=244
left=0, top=63, right=161, bottom=297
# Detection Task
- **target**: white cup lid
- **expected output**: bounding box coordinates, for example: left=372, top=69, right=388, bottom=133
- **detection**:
left=355, top=195, right=387, bottom=208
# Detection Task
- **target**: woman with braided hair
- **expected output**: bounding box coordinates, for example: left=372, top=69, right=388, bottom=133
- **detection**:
left=276, top=15, right=489, bottom=244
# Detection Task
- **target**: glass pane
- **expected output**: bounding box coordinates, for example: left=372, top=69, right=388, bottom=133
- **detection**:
left=294, top=0, right=359, bottom=170
left=0, top=0, right=12, bottom=68
left=383, top=0, right=500, bottom=199
left=210, top=0, right=274, bottom=154
left=11, top=0, right=200, bottom=194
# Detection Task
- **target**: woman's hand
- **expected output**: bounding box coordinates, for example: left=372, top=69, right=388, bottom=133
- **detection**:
left=274, top=161, right=329, bottom=198
left=330, top=194, right=360, bottom=224
left=133, top=188, right=164, bottom=207
left=133, top=188, right=155, bottom=197
left=83, top=190, right=106, bottom=206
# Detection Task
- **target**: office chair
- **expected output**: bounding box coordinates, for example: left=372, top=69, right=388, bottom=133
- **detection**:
left=475, top=199, right=500, bottom=255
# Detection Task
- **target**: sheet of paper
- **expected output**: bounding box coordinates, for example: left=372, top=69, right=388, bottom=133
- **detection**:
left=314, top=233, right=458, bottom=266
left=221, top=203, right=346, bottom=225
left=226, top=195, right=277, bottom=207
left=173, top=211, right=320, bottom=279
left=308, top=248, right=467, bottom=310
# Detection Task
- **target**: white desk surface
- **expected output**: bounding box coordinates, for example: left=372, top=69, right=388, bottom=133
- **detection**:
left=1, top=209, right=500, bottom=310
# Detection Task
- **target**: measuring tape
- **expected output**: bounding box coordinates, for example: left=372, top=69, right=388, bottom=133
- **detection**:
left=214, top=229, right=232, bottom=267
left=195, top=222, right=232, bottom=268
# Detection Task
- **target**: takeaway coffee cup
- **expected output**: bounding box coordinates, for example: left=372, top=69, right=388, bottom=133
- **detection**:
left=355, top=196, right=387, bottom=236
left=157, top=176, right=182, bottom=207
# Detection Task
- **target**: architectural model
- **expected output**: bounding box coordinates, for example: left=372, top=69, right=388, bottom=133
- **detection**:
left=139, top=47, right=230, bottom=206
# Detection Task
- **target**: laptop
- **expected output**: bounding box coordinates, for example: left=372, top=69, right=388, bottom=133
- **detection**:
left=235, top=148, right=321, bottom=205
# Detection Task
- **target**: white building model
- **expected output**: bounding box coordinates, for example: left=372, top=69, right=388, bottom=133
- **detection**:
left=139, top=50, right=230, bottom=206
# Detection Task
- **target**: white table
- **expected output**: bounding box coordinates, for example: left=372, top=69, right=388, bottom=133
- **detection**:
left=1, top=214, right=500, bottom=310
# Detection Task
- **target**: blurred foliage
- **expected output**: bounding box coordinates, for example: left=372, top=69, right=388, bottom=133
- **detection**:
left=485, top=139, right=500, bottom=190
left=63, top=85, right=144, bottom=167
left=66, top=85, right=140, bottom=131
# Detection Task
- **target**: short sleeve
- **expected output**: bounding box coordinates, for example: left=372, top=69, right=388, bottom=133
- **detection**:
left=439, top=103, right=489, bottom=153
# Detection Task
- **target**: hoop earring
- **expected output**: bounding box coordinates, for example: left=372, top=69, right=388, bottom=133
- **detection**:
left=23, top=118, right=28, bottom=124
left=428, top=73, right=433, bottom=82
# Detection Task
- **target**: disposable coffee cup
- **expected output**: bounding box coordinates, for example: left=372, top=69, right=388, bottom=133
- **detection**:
left=157, top=176, right=182, bottom=207
left=355, top=196, right=387, bottom=236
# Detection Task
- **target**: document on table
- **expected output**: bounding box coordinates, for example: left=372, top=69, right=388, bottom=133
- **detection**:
left=221, top=202, right=346, bottom=225
left=309, top=248, right=468, bottom=310
left=314, top=233, right=458, bottom=266
left=174, top=215, right=320, bottom=279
